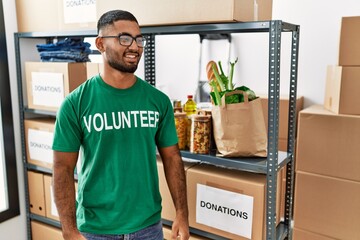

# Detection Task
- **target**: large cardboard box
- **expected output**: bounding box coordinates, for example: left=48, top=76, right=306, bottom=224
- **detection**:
left=293, top=227, right=335, bottom=240
left=293, top=171, right=360, bottom=240
left=187, top=163, right=281, bottom=240
left=260, top=96, right=304, bottom=151
left=16, top=0, right=96, bottom=32
left=28, top=171, right=46, bottom=216
left=338, top=16, right=360, bottom=66
left=157, top=157, right=198, bottom=222
left=97, top=0, right=272, bottom=26
left=24, top=118, right=55, bottom=169
left=324, top=65, right=360, bottom=115
left=31, top=221, right=63, bottom=240
left=296, top=105, right=360, bottom=182
left=25, top=62, right=86, bottom=112
left=17, top=0, right=272, bottom=32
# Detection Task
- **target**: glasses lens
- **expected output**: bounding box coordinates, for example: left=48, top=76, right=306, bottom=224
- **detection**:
left=119, top=35, right=133, bottom=46
left=136, top=37, right=146, bottom=47
left=118, top=35, right=146, bottom=47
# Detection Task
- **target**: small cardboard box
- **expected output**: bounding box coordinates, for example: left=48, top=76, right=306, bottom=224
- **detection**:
left=157, top=157, right=198, bottom=222
left=260, top=95, right=304, bottom=142
left=338, top=16, right=360, bottom=66
left=24, top=118, right=55, bottom=169
left=187, top=163, right=281, bottom=240
left=296, top=105, right=360, bottom=182
left=324, top=65, right=360, bottom=115
left=16, top=0, right=96, bottom=32
left=293, top=227, right=334, bottom=240
left=293, top=171, right=360, bottom=240
left=97, top=0, right=272, bottom=26
left=31, top=221, right=63, bottom=240
left=28, top=171, right=46, bottom=216
left=25, top=62, right=86, bottom=112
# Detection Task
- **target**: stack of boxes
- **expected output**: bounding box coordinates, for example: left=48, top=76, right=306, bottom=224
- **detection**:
left=293, top=16, right=360, bottom=240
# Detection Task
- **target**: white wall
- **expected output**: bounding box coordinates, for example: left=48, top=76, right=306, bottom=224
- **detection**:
left=1, top=0, right=360, bottom=239
left=0, top=0, right=27, bottom=239
left=155, top=0, right=360, bottom=108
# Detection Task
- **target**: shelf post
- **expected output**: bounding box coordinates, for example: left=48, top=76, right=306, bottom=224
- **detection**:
left=144, top=34, right=156, bottom=86
left=266, top=20, right=282, bottom=240
left=285, top=24, right=300, bottom=239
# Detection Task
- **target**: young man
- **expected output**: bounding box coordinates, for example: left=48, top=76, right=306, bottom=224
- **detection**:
left=52, top=9, right=189, bottom=240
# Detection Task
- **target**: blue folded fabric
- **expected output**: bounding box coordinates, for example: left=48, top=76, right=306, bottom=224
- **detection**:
left=36, top=37, right=92, bottom=62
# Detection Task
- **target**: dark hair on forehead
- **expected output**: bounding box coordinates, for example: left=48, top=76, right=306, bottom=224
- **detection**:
left=97, top=10, right=139, bottom=34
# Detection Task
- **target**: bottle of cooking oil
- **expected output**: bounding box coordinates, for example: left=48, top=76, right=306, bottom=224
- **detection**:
left=183, top=95, right=197, bottom=116
left=183, top=95, right=197, bottom=148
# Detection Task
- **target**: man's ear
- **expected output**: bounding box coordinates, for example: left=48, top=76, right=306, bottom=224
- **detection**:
left=95, top=37, right=104, bottom=53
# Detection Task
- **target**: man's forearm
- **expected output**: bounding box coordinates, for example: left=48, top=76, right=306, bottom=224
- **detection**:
left=162, top=151, right=189, bottom=217
left=52, top=164, right=78, bottom=236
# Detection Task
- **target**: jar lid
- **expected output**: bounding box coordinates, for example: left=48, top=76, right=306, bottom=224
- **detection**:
left=174, top=112, right=187, bottom=117
left=193, top=115, right=211, bottom=121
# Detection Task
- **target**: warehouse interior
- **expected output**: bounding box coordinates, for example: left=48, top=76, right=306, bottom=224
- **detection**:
left=0, top=0, right=359, bottom=239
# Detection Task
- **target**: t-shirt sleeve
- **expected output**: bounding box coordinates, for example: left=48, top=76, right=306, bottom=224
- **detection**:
left=155, top=97, right=178, bottom=148
left=52, top=97, right=82, bottom=152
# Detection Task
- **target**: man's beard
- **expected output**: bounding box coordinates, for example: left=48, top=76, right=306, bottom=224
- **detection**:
left=108, top=59, right=138, bottom=73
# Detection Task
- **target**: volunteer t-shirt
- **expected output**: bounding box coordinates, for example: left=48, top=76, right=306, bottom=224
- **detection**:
left=52, top=74, right=178, bottom=234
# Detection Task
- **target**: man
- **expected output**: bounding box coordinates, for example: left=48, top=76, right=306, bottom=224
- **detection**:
left=52, top=9, right=189, bottom=240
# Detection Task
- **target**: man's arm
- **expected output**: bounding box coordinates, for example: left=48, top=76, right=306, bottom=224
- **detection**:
left=158, top=145, right=190, bottom=240
left=52, top=151, right=85, bottom=240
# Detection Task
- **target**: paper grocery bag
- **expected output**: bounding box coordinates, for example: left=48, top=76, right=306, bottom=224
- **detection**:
left=211, top=90, right=267, bottom=157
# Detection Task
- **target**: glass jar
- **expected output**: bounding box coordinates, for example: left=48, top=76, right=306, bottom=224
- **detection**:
left=174, top=111, right=187, bottom=150
left=190, top=113, right=211, bottom=154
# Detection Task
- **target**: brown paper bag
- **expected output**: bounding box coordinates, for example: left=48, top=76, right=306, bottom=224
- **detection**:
left=211, top=90, right=267, bottom=157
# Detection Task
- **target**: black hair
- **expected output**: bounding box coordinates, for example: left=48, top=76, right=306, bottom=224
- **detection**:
left=97, top=10, right=139, bottom=34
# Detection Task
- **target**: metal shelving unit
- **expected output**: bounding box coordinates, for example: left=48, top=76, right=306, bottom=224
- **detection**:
left=15, top=20, right=300, bottom=240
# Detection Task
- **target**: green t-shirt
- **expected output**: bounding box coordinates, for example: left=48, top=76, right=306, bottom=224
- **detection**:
left=52, top=74, right=178, bottom=234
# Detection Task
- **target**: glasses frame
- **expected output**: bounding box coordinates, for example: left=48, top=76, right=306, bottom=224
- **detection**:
left=99, top=33, right=147, bottom=48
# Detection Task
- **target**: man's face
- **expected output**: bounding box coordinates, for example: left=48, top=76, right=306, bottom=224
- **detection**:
left=98, top=20, right=144, bottom=73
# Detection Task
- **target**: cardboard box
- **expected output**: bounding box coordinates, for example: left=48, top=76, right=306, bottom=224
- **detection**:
left=86, top=62, right=103, bottom=79
left=260, top=95, right=304, bottom=144
left=44, top=175, right=59, bottom=221
left=293, top=171, right=360, bottom=240
left=339, top=16, right=360, bottom=66
left=31, top=221, right=63, bottom=240
left=324, top=65, right=360, bottom=115
left=163, top=226, right=208, bottom=240
left=187, top=163, right=281, bottom=240
left=296, top=105, right=360, bottom=182
left=24, top=118, right=55, bottom=169
left=25, top=62, right=86, bottom=112
left=28, top=171, right=46, bottom=216
left=157, top=157, right=198, bottom=221
left=17, top=0, right=272, bottom=32
left=293, top=227, right=335, bottom=240
left=16, top=0, right=96, bottom=32
left=97, top=0, right=272, bottom=26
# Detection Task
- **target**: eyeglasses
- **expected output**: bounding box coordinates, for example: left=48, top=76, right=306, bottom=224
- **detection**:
left=99, top=33, right=147, bottom=48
